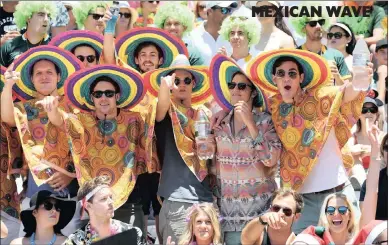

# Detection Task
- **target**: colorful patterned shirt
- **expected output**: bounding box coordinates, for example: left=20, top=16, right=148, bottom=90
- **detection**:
left=215, top=109, right=281, bottom=232
left=269, top=85, right=365, bottom=190
left=63, top=219, right=145, bottom=245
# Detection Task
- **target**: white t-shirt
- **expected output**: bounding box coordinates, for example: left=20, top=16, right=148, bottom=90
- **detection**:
left=299, top=128, right=349, bottom=194
left=189, top=21, right=232, bottom=66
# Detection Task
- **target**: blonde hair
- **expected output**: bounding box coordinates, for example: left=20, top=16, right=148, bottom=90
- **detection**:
left=178, top=203, right=222, bottom=245
left=318, top=193, right=358, bottom=240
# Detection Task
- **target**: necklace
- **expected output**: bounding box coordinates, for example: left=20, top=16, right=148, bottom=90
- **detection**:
left=30, top=232, right=57, bottom=245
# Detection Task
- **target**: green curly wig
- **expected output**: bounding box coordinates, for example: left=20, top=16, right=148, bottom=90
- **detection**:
left=14, top=1, right=57, bottom=29
left=219, top=17, right=261, bottom=47
left=290, top=2, right=330, bottom=38
left=154, top=2, right=195, bottom=35
left=73, top=1, right=107, bottom=30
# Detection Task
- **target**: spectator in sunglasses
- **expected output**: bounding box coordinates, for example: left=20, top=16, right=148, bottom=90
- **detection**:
left=10, top=190, right=76, bottom=245
left=0, top=1, right=56, bottom=67
left=194, top=1, right=208, bottom=26
left=71, top=44, right=99, bottom=68
left=209, top=55, right=282, bottom=245
left=242, top=188, right=304, bottom=245
left=154, top=2, right=204, bottom=65
left=291, top=6, right=352, bottom=86
left=327, top=22, right=356, bottom=72
left=189, top=1, right=237, bottom=65
left=64, top=176, right=145, bottom=245
left=218, top=12, right=260, bottom=70
left=246, top=1, right=296, bottom=56
left=318, top=193, right=357, bottom=245
left=348, top=96, right=383, bottom=190
left=134, top=0, right=160, bottom=28
left=73, top=2, right=106, bottom=34
left=115, top=1, right=138, bottom=38
left=359, top=132, right=387, bottom=228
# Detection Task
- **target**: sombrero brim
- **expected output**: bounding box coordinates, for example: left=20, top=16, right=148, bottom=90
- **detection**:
left=115, top=27, right=189, bottom=70
left=247, top=49, right=330, bottom=95
left=210, top=54, right=267, bottom=111
left=20, top=196, right=76, bottom=234
left=65, top=65, right=145, bottom=111
left=0, top=66, right=5, bottom=93
left=144, top=66, right=211, bottom=106
left=49, top=30, right=104, bottom=55
left=13, top=46, right=83, bottom=101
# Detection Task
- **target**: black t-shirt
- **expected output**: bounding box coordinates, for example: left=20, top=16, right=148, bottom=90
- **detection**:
left=0, top=7, right=17, bottom=37
left=360, top=167, right=388, bottom=220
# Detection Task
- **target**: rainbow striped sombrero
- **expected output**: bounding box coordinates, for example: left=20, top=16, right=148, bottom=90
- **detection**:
left=210, top=54, right=267, bottom=111
left=144, top=55, right=211, bottom=106
left=115, top=27, right=189, bottom=71
left=65, top=65, right=145, bottom=111
left=12, top=46, right=83, bottom=101
left=247, top=49, right=330, bottom=95
left=49, top=30, right=104, bottom=55
left=0, top=66, right=5, bottom=93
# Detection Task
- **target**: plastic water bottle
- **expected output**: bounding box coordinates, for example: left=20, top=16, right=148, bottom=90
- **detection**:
left=352, top=39, right=371, bottom=91
left=45, top=168, right=70, bottom=198
left=195, top=109, right=214, bottom=160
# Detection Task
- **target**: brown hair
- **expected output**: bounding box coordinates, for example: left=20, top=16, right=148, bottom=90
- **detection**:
left=268, top=188, right=304, bottom=213
left=77, top=176, right=111, bottom=202
left=380, top=134, right=388, bottom=158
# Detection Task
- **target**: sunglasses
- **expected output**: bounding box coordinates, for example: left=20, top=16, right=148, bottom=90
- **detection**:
left=362, top=107, right=378, bottom=114
left=119, top=12, right=131, bottom=19
left=92, top=90, right=116, bottom=98
left=306, top=19, right=326, bottom=27
left=271, top=205, right=293, bottom=217
left=373, top=240, right=388, bottom=245
left=76, top=55, right=97, bottom=63
left=148, top=1, right=160, bottom=3
left=89, top=13, right=104, bottom=20
left=227, top=82, right=254, bottom=90
left=41, top=201, right=61, bottom=212
left=275, top=70, right=298, bottom=79
left=326, top=206, right=348, bottom=215
left=211, top=6, right=232, bottom=15
left=174, top=77, right=193, bottom=86
left=327, top=32, right=345, bottom=39
left=230, top=16, right=248, bottom=21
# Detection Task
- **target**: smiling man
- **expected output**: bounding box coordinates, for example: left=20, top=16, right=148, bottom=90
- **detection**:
left=247, top=49, right=371, bottom=233
left=0, top=2, right=56, bottom=67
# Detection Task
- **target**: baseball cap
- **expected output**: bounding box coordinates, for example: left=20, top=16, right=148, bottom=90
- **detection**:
left=375, top=39, right=388, bottom=52
left=364, top=96, right=383, bottom=107
left=206, top=1, right=238, bottom=9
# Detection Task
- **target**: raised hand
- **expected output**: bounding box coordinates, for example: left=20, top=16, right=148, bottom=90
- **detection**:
left=161, top=73, right=177, bottom=90
left=4, top=63, right=20, bottom=87
left=261, top=211, right=288, bottom=230
left=35, top=96, right=60, bottom=113
left=234, top=101, right=254, bottom=127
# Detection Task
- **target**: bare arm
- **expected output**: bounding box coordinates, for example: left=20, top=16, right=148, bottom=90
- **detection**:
left=156, top=74, right=176, bottom=122
left=1, top=64, right=18, bottom=127
left=102, top=7, right=117, bottom=65
left=241, top=217, right=265, bottom=245
left=365, top=28, right=384, bottom=46
left=376, top=65, right=387, bottom=104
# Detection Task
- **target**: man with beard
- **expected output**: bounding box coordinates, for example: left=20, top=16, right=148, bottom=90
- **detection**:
left=0, top=2, right=56, bottom=67
left=291, top=13, right=352, bottom=86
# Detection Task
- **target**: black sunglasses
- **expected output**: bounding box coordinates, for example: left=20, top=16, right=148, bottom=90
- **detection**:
left=174, top=77, right=193, bottom=86
left=211, top=6, right=232, bottom=15
left=373, top=240, right=388, bottom=245
left=327, top=32, right=345, bottom=39
left=326, top=206, right=348, bottom=215
left=119, top=12, right=131, bottom=18
left=228, top=82, right=254, bottom=90
left=271, top=205, right=294, bottom=217
left=148, top=1, right=160, bottom=3
left=92, top=90, right=116, bottom=98
left=76, top=55, right=97, bottom=63
left=89, top=13, right=104, bottom=20
left=306, top=19, right=326, bottom=27
left=42, top=201, right=61, bottom=212
left=362, top=107, right=378, bottom=114
left=275, top=70, right=298, bottom=79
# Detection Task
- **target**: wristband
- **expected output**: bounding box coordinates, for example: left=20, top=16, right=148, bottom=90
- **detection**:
left=258, top=215, right=268, bottom=225
left=105, top=15, right=118, bottom=34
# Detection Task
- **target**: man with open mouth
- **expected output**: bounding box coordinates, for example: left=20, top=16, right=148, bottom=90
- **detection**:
left=247, top=49, right=372, bottom=234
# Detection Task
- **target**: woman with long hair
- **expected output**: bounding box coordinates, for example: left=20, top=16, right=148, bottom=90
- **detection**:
left=247, top=1, right=296, bottom=56
left=178, top=203, right=222, bottom=245
left=10, top=190, right=76, bottom=245
left=115, top=2, right=138, bottom=37
left=318, top=193, right=358, bottom=245
left=194, top=1, right=207, bottom=26
left=327, top=22, right=356, bottom=72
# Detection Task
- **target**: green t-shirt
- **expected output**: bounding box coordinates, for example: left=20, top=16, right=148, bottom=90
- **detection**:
left=185, top=39, right=204, bottom=66
left=0, top=35, right=51, bottom=67
left=298, top=44, right=352, bottom=80
left=338, top=5, right=386, bottom=38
